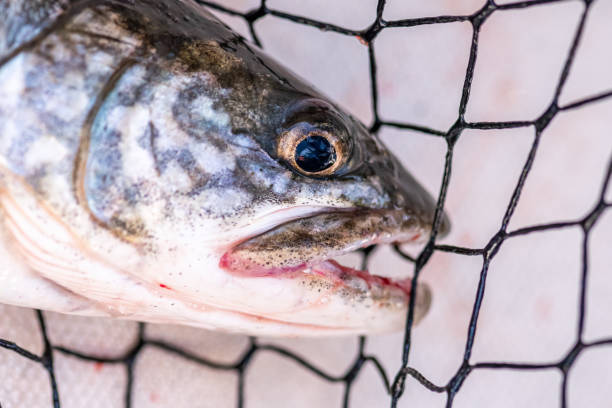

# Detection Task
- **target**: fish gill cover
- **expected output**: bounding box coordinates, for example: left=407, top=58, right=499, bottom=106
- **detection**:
left=0, top=0, right=611, bottom=407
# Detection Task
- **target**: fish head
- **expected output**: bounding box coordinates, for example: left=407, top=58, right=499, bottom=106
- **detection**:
left=1, top=1, right=449, bottom=335
left=73, top=31, right=451, bottom=335
left=209, top=92, right=450, bottom=335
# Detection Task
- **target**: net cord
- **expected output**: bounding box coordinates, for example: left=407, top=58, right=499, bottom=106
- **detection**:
left=1, top=0, right=611, bottom=407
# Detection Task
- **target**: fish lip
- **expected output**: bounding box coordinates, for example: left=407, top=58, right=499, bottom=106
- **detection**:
left=219, top=206, right=358, bottom=249
left=218, top=207, right=428, bottom=298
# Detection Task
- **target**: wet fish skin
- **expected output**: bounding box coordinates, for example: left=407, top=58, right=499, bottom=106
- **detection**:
left=0, top=0, right=447, bottom=335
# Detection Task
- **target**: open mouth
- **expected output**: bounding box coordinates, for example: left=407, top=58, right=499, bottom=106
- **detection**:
left=220, top=254, right=417, bottom=299
left=218, top=209, right=428, bottom=300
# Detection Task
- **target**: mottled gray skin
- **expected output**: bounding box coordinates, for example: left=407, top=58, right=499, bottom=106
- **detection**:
left=0, top=0, right=448, bottom=334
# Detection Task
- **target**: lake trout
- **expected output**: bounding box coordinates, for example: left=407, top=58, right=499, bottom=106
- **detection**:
left=0, top=0, right=449, bottom=336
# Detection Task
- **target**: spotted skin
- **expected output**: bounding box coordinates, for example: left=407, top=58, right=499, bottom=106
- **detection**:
left=0, top=0, right=448, bottom=336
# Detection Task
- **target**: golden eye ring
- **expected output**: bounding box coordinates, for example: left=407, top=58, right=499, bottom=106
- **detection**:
left=277, top=122, right=346, bottom=177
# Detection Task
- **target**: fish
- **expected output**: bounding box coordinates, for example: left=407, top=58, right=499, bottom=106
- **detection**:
left=0, top=0, right=449, bottom=336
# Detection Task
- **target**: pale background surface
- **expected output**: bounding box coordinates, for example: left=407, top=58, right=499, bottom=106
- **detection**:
left=1, top=0, right=611, bottom=407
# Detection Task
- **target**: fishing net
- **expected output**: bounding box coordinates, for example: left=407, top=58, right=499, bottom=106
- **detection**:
left=1, top=0, right=611, bottom=407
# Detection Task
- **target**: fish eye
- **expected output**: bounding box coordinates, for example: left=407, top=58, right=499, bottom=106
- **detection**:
left=277, top=121, right=348, bottom=177
left=295, top=135, right=336, bottom=173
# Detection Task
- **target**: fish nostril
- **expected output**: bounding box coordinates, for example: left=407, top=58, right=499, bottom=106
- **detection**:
left=395, top=192, right=406, bottom=207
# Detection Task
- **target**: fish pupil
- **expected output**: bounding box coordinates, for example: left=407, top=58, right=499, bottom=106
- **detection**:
left=295, top=136, right=336, bottom=173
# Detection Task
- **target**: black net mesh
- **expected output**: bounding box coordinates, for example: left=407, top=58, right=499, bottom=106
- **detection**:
left=1, top=0, right=612, bottom=407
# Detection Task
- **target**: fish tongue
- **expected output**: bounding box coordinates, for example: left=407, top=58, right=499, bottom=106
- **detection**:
left=218, top=251, right=307, bottom=277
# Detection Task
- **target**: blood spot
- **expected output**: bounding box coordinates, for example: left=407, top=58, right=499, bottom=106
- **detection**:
left=150, top=391, right=159, bottom=403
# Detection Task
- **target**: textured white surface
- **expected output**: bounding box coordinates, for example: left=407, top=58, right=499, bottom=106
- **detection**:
left=1, top=0, right=611, bottom=407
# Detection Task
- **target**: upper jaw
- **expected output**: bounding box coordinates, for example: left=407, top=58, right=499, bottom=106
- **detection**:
left=219, top=208, right=430, bottom=278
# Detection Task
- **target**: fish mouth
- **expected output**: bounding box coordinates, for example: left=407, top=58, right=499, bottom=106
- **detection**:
left=219, top=208, right=432, bottom=305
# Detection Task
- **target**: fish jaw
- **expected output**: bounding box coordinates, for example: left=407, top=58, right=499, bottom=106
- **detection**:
left=216, top=208, right=433, bottom=332
left=218, top=257, right=433, bottom=331
left=221, top=209, right=428, bottom=274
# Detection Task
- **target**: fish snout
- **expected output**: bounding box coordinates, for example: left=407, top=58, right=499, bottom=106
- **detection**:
left=367, top=147, right=451, bottom=240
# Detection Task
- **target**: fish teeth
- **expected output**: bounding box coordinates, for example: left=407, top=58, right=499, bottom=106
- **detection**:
left=370, top=282, right=389, bottom=299
left=387, top=286, right=408, bottom=303
left=343, top=275, right=368, bottom=292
